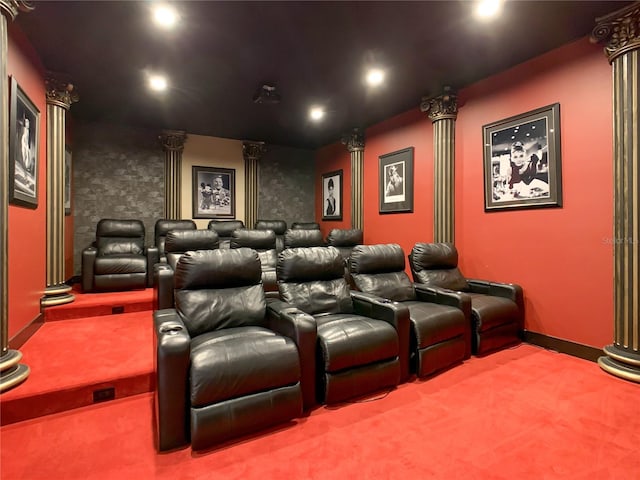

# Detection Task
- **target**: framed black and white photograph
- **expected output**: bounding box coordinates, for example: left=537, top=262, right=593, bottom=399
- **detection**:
left=322, top=169, right=343, bottom=221
left=9, top=76, right=40, bottom=209
left=192, top=166, right=236, bottom=219
left=379, top=147, right=414, bottom=213
left=65, top=146, right=72, bottom=215
left=483, top=103, right=562, bottom=211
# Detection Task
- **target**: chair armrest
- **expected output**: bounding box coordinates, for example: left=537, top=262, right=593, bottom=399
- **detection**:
left=146, top=247, right=159, bottom=287
left=154, top=264, right=175, bottom=311
left=467, top=279, right=523, bottom=304
left=154, top=309, right=191, bottom=451
left=81, top=246, right=97, bottom=292
left=267, top=302, right=317, bottom=410
left=350, top=291, right=411, bottom=383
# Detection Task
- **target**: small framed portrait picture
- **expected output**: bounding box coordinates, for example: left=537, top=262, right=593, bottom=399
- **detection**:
left=322, top=170, right=343, bottom=221
left=379, top=147, right=414, bottom=213
left=192, top=166, right=236, bottom=219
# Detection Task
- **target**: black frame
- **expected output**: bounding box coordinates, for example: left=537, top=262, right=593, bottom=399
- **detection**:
left=65, top=145, right=72, bottom=215
left=483, top=103, right=562, bottom=211
left=379, top=147, right=414, bottom=213
left=322, top=169, right=343, bottom=221
left=9, top=76, right=40, bottom=209
left=192, top=166, right=236, bottom=219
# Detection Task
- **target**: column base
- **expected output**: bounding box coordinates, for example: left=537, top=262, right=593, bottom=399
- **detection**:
left=0, top=349, right=30, bottom=393
left=41, top=283, right=74, bottom=307
left=598, top=344, right=640, bottom=383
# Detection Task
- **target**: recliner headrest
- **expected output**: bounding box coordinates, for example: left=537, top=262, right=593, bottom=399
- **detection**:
left=326, top=228, right=363, bottom=247
left=174, top=248, right=261, bottom=290
left=255, top=219, right=287, bottom=235
left=283, top=229, right=324, bottom=248
left=207, top=220, right=245, bottom=237
left=291, top=222, right=320, bottom=230
left=165, top=229, right=219, bottom=253
left=350, top=244, right=405, bottom=274
left=410, top=242, right=459, bottom=270
left=231, top=229, right=276, bottom=249
left=96, top=219, right=145, bottom=238
left=154, top=219, right=196, bottom=244
left=277, top=246, right=344, bottom=282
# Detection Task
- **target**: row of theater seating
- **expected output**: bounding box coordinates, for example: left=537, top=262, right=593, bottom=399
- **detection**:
left=152, top=237, right=524, bottom=451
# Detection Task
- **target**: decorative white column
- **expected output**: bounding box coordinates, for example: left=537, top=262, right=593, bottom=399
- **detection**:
left=0, top=0, right=33, bottom=392
left=592, top=3, right=640, bottom=383
left=242, top=141, right=266, bottom=228
left=420, top=87, right=458, bottom=244
left=41, top=73, right=78, bottom=307
left=160, top=130, right=186, bottom=220
left=341, top=128, right=365, bottom=231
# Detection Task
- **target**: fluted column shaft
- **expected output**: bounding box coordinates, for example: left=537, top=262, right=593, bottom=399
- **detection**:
left=421, top=89, right=458, bottom=244
left=592, top=3, right=640, bottom=383
left=160, top=130, right=186, bottom=220
left=342, top=129, right=365, bottom=231
left=243, top=141, right=265, bottom=228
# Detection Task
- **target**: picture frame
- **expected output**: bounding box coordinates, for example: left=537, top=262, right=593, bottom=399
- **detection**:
left=482, top=103, right=562, bottom=211
left=65, top=145, right=72, bottom=215
left=322, top=169, right=343, bottom=221
left=192, top=166, right=236, bottom=219
left=9, top=76, right=40, bottom=209
left=379, top=147, right=414, bottom=213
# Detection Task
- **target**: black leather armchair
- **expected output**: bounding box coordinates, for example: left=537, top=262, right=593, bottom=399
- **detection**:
left=409, top=242, right=523, bottom=356
left=283, top=228, right=325, bottom=249
left=82, top=219, right=153, bottom=292
left=255, top=219, right=287, bottom=253
left=154, top=229, right=219, bottom=311
left=151, top=219, right=197, bottom=265
left=349, top=244, right=470, bottom=377
left=207, top=220, right=245, bottom=248
left=154, top=248, right=309, bottom=451
left=231, top=228, right=278, bottom=296
left=274, top=246, right=410, bottom=404
left=291, top=222, right=320, bottom=230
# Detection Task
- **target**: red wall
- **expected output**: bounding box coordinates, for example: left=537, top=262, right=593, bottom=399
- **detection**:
left=7, top=25, right=48, bottom=339
left=315, top=38, right=614, bottom=348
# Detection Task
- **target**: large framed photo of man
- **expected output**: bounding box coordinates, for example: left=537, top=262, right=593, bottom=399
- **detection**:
left=192, top=166, right=236, bottom=219
left=483, top=103, right=562, bottom=211
left=379, top=147, right=414, bottom=213
left=322, top=169, right=342, bottom=221
left=9, top=76, right=40, bottom=209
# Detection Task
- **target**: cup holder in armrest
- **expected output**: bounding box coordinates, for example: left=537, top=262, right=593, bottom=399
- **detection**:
left=160, top=325, right=184, bottom=335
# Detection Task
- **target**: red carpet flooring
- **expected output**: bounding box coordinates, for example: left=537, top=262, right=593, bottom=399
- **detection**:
left=2, top=344, right=639, bottom=480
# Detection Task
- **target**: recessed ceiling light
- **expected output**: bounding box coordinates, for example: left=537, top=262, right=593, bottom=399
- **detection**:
left=153, top=4, right=179, bottom=29
left=309, top=106, right=325, bottom=121
left=149, top=75, right=168, bottom=92
left=474, top=0, right=502, bottom=20
left=366, top=68, right=385, bottom=87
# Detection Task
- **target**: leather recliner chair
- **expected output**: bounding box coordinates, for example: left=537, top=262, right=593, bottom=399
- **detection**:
left=154, top=248, right=311, bottom=451
left=272, top=246, right=410, bottom=404
left=255, top=219, right=287, bottom=253
left=291, top=222, right=320, bottom=230
left=154, top=229, right=219, bottom=310
left=283, top=228, right=325, bottom=249
left=152, top=219, right=197, bottom=265
left=230, top=228, right=278, bottom=297
left=82, top=219, right=154, bottom=292
left=408, top=242, right=523, bottom=356
left=326, top=228, right=363, bottom=281
left=207, top=219, right=245, bottom=248
left=349, top=244, right=471, bottom=377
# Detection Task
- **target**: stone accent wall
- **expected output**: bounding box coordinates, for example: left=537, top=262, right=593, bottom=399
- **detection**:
left=72, top=122, right=164, bottom=275
left=258, top=145, right=315, bottom=228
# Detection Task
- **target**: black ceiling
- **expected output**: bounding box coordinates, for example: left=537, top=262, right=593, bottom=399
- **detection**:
left=16, top=1, right=631, bottom=150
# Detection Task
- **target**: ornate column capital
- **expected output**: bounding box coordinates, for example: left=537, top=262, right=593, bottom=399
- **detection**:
left=592, top=3, right=640, bottom=63
left=341, top=128, right=365, bottom=152
left=242, top=141, right=266, bottom=161
left=160, top=130, right=187, bottom=152
left=45, top=73, right=78, bottom=110
left=0, top=0, right=34, bottom=21
left=420, top=87, right=458, bottom=122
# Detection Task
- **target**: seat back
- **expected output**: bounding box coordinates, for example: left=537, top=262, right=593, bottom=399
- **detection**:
left=165, top=229, right=219, bottom=270
left=230, top=229, right=277, bottom=270
left=283, top=228, right=325, bottom=249
left=408, top=242, right=470, bottom=291
left=277, top=246, right=352, bottom=315
left=291, top=222, right=320, bottom=230
left=207, top=220, right=245, bottom=248
left=255, top=219, right=287, bottom=252
left=349, top=244, right=416, bottom=302
left=95, top=219, right=145, bottom=256
left=154, top=219, right=196, bottom=257
left=326, top=228, right=363, bottom=262
left=174, top=248, right=266, bottom=337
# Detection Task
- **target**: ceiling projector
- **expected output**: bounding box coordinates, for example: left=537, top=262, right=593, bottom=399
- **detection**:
left=253, top=84, right=281, bottom=104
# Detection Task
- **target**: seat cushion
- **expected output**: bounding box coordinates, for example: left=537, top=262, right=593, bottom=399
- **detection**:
left=94, top=254, right=146, bottom=275
left=316, top=313, right=399, bottom=372
left=403, top=300, right=466, bottom=348
left=190, top=326, right=300, bottom=407
left=469, top=293, right=520, bottom=332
